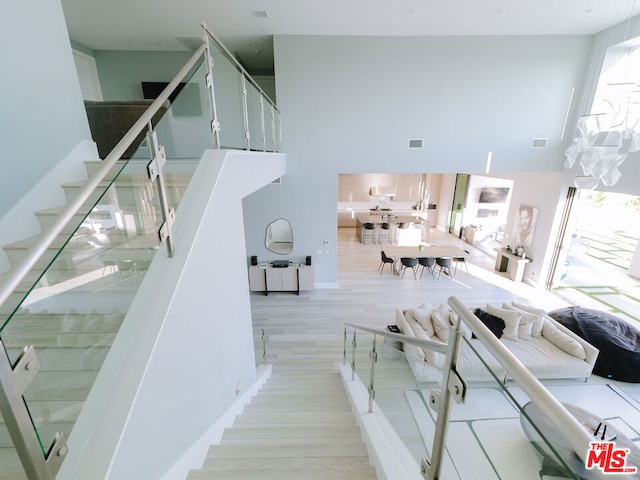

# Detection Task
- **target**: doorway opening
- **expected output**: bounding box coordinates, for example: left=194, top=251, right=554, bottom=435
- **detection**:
left=552, top=189, right=640, bottom=324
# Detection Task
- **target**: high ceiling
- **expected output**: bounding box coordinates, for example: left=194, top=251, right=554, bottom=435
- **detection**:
left=62, top=0, right=640, bottom=74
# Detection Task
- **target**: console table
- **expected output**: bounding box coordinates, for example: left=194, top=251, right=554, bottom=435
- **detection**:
left=249, top=264, right=314, bottom=295
left=494, top=248, right=531, bottom=282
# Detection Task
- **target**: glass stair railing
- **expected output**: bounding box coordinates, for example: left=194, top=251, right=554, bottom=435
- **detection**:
left=0, top=23, right=281, bottom=480
left=343, top=297, right=614, bottom=480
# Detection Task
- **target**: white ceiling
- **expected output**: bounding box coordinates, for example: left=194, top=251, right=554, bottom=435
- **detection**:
left=62, top=0, right=640, bottom=74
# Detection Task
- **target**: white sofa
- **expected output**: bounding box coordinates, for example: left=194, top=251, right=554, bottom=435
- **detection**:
left=395, top=301, right=599, bottom=383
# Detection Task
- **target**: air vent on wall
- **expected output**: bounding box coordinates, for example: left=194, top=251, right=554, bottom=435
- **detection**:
left=408, top=139, right=424, bottom=149
left=531, top=138, right=548, bottom=148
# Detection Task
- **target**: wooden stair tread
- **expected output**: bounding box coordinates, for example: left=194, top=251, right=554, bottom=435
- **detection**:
left=188, top=465, right=377, bottom=480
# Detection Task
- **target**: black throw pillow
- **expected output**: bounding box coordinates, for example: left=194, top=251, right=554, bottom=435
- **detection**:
left=473, top=308, right=505, bottom=339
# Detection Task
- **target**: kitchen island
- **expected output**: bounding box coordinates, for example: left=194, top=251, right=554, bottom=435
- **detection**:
left=356, top=213, right=429, bottom=244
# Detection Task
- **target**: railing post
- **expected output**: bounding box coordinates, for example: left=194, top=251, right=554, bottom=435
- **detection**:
left=261, top=328, right=266, bottom=362
left=368, top=334, right=378, bottom=413
left=0, top=344, right=67, bottom=480
left=259, top=95, right=266, bottom=152
left=240, top=74, right=251, bottom=150
left=422, top=322, right=466, bottom=480
left=203, top=32, right=221, bottom=149
left=146, top=127, right=175, bottom=257
left=351, top=329, right=357, bottom=381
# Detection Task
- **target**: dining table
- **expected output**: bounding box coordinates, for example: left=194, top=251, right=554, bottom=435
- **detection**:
left=381, top=245, right=469, bottom=259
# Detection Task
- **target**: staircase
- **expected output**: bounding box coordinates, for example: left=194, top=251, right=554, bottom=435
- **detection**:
left=0, top=159, right=195, bottom=480
left=187, top=369, right=377, bottom=480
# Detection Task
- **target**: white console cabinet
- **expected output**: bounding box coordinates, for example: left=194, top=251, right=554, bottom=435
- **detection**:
left=249, top=264, right=314, bottom=295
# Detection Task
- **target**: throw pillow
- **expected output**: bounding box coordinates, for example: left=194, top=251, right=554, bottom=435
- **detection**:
left=502, top=303, right=536, bottom=340
left=431, top=304, right=452, bottom=343
left=412, top=303, right=435, bottom=337
left=473, top=308, right=505, bottom=339
left=510, top=301, right=546, bottom=337
left=542, top=317, right=587, bottom=360
left=485, top=304, right=521, bottom=341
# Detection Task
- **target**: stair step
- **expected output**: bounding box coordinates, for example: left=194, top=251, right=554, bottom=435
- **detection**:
left=188, top=465, right=377, bottom=480
left=242, top=400, right=351, bottom=414
left=232, top=411, right=357, bottom=426
left=220, top=423, right=363, bottom=441
left=205, top=441, right=369, bottom=459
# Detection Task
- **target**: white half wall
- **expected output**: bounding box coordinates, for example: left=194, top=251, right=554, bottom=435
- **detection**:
left=59, top=150, right=286, bottom=480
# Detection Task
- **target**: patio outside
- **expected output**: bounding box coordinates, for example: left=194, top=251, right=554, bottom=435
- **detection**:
left=554, top=190, right=640, bottom=325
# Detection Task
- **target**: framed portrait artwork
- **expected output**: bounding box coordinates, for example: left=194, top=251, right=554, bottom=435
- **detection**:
left=512, top=205, right=538, bottom=247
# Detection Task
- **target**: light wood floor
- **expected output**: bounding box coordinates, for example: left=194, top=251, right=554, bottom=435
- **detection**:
left=248, top=227, right=577, bottom=476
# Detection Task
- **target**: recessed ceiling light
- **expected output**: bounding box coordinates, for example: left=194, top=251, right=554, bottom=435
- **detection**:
left=582, top=8, right=593, bottom=14
left=121, top=41, right=130, bottom=47
left=249, top=43, right=258, bottom=47
left=252, top=10, right=268, bottom=18
left=403, top=8, right=413, bottom=14
left=492, top=8, right=504, bottom=15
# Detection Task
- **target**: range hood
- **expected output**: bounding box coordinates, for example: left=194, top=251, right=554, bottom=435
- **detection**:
left=369, top=186, right=396, bottom=196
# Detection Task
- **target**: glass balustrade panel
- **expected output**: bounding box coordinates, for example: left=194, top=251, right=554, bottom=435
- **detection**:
left=426, top=336, right=577, bottom=479
left=207, top=38, right=246, bottom=150
left=245, top=81, right=265, bottom=151
left=0, top=62, right=207, bottom=456
left=349, top=329, right=444, bottom=465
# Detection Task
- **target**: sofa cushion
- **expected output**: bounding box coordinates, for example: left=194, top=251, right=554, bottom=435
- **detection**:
left=411, top=303, right=435, bottom=337
left=485, top=304, right=521, bottom=341
left=432, top=304, right=453, bottom=343
left=542, top=317, right=587, bottom=360
left=411, top=326, right=445, bottom=366
left=511, top=301, right=546, bottom=337
left=398, top=310, right=426, bottom=362
left=502, top=303, right=536, bottom=340
left=473, top=309, right=504, bottom=339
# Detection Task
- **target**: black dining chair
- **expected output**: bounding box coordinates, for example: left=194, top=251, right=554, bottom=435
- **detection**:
left=418, top=257, right=436, bottom=279
left=379, top=250, right=395, bottom=275
left=378, top=222, right=393, bottom=244
left=399, top=257, right=419, bottom=279
left=435, top=257, right=454, bottom=279
left=362, top=222, right=376, bottom=244
left=453, top=249, right=470, bottom=274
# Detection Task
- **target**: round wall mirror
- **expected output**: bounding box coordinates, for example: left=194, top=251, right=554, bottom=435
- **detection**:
left=265, top=218, right=293, bottom=255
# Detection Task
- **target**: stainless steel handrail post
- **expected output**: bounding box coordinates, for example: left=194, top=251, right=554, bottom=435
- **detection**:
left=240, top=74, right=251, bottom=150
left=146, top=128, right=175, bottom=257
left=0, top=344, right=67, bottom=480
left=368, top=334, right=378, bottom=413
left=259, top=95, right=266, bottom=152
left=203, top=30, right=221, bottom=149
left=351, top=329, right=357, bottom=381
left=424, top=319, right=464, bottom=480
left=262, top=328, right=266, bottom=362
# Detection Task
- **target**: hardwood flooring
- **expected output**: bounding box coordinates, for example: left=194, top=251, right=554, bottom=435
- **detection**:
left=242, top=227, right=574, bottom=478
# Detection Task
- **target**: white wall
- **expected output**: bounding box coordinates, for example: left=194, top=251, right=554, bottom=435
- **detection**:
left=60, top=150, right=286, bottom=480
left=0, top=0, right=91, bottom=219
left=242, top=34, right=592, bottom=283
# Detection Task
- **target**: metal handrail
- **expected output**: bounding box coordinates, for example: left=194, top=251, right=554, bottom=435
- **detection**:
left=0, top=42, right=208, bottom=318
left=201, top=23, right=278, bottom=110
